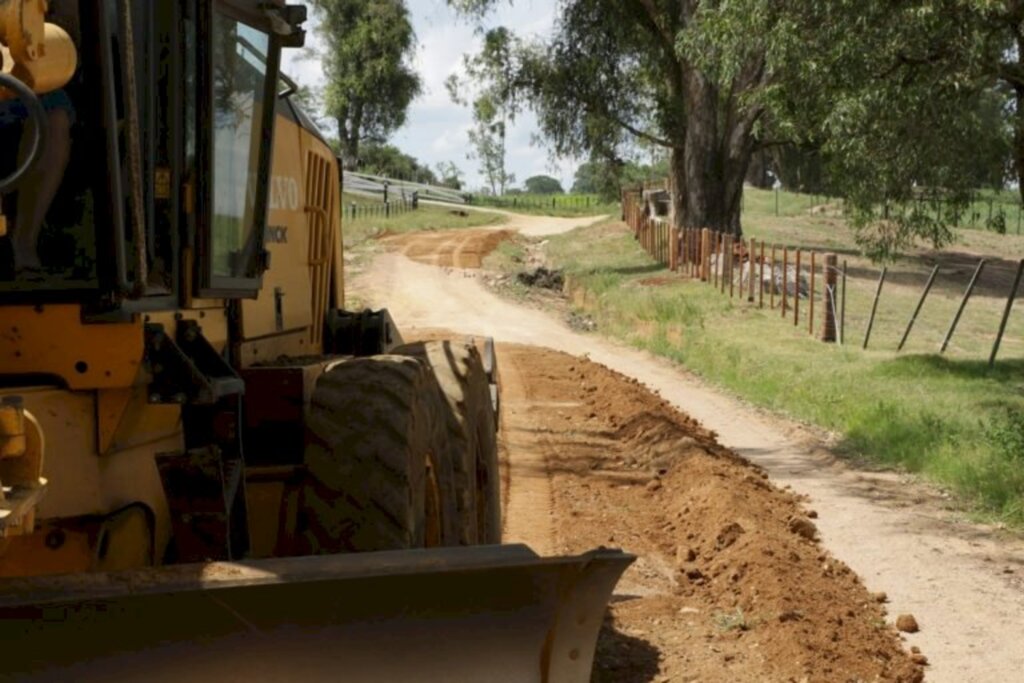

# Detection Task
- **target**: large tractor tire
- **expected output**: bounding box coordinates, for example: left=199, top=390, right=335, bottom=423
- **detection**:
left=301, top=355, right=459, bottom=553
left=394, top=340, right=501, bottom=545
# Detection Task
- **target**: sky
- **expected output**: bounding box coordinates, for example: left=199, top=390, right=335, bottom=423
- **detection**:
left=281, top=0, right=581, bottom=192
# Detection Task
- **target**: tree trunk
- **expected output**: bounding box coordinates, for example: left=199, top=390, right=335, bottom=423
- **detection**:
left=1015, top=83, right=1024, bottom=206
left=338, top=119, right=355, bottom=170
left=669, top=147, right=686, bottom=230
left=675, top=69, right=752, bottom=237
left=339, top=103, right=364, bottom=171
left=745, top=148, right=771, bottom=188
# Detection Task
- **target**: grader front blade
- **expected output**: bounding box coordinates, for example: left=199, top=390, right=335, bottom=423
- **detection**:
left=0, top=544, right=633, bottom=682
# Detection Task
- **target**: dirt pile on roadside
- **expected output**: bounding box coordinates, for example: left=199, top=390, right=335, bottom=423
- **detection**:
left=498, top=345, right=922, bottom=682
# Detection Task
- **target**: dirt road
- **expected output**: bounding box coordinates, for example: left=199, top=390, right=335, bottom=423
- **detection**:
left=353, top=225, right=1024, bottom=682
left=380, top=229, right=517, bottom=268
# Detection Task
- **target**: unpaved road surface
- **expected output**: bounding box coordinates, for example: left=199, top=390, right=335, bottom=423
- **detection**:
left=381, top=229, right=517, bottom=268
left=422, top=202, right=609, bottom=237
left=354, top=223, right=1024, bottom=682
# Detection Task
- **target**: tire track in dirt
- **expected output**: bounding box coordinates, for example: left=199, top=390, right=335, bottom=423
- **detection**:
left=381, top=229, right=516, bottom=268
left=497, top=349, right=559, bottom=555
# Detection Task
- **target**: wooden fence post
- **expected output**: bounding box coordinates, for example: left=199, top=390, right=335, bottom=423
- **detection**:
left=712, top=233, right=720, bottom=286
left=781, top=247, right=789, bottom=316
left=712, top=232, right=719, bottom=288
left=741, top=238, right=749, bottom=300
left=731, top=236, right=737, bottom=297
left=822, top=254, right=838, bottom=342
left=684, top=229, right=690, bottom=275
left=990, top=259, right=1024, bottom=366
left=759, top=242, right=766, bottom=308
left=794, top=250, right=802, bottom=326
left=724, top=235, right=733, bottom=296
left=770, top=245, right=777, bottom=309
left=840, top=260, right=847, bottom=346
left=724, top=236, right=731, bottom=298
left=690, top=229, right=696, bottom=274
left=720, top=234, right=728, bottom=294
left=670, top=227, right=679, bottom=271
left=749, top=238, right=757, bottom=302
left=685, top=229, right=692, bottom=276
left=863, top=266, right=888, bottom=350
left=941, top=259, right=986, bottom=353
left=697, top=229, right=702, bottom=277
left=701, top=228, right=711, bottom=281
left=898, top=265, right=939, bottom=351
left=809, top=251, right=816, bottom=335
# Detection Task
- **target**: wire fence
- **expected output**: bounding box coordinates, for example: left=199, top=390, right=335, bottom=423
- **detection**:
left=465, top=194, right=603, bottom=211
left=622, top=189, right=1024, bottom=365
left=343, top=171, right=467, bottom=204
left=344, top=196, right=418, bottom=222
left=754, top=186, right=1024, bottom=235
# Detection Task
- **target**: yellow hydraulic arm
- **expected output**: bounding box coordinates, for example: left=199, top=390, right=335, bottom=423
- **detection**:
left=0, top=0, right=77, bottom=97
left=0, top=0, right=77, bottom=232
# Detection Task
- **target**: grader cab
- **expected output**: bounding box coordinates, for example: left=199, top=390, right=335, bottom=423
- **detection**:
left=0, top=1, right=630, bottom=680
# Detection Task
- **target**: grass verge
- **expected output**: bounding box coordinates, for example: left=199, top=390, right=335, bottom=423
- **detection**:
left=344, top=204, right=505, bottom=248
left=467, top=193, right=619, bottom=217
left=526, top=219, right=1024, bottom=526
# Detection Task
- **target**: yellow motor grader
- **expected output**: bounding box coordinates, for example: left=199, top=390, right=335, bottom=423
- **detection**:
left=0, top=2, right=631, bottom=680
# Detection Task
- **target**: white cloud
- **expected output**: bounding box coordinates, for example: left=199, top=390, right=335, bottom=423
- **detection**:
left=284, top=0, right=579, bottom=191
left=430, top=123, right=475, bottom=155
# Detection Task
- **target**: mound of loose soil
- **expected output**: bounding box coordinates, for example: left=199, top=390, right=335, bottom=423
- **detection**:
left=498, top=345, right=922, bottom=682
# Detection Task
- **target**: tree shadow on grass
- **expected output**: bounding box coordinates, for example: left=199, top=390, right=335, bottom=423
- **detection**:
left=876, top=353, right=1024, bottom=382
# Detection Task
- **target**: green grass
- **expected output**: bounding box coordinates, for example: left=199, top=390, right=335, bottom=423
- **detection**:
left=742, top=187, right=1024, bottom=240
left=531, top=218, right=1024, bottom=526
left=343, top=204, right=506, bottom=248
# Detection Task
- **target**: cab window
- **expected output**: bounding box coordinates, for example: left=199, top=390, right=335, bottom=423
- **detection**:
left=209, top=12, right=272, bottom=284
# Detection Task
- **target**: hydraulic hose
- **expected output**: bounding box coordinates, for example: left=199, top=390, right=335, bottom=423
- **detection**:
left=0, top=72, right=47, bottom=194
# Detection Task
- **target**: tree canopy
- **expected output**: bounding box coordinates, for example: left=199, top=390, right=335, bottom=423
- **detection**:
left=435, top=161, right=466, bottom=190
left=450, top=0, right=1018, bottom=258
left=573, top=157, right=669, bottom=199
left=356, top=143, right=437, bottom=184
left=446, top=27, right=522, bottom=196
left=523, top=175, right=564, bottom=194
left=308, top=0, right=421, bottom=168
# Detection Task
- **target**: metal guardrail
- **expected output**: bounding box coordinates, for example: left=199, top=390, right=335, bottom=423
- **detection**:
left=343, top=171, right=467, bottom=205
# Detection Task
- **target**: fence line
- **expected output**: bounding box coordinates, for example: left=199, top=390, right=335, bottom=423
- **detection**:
left=757, top=186, right=1024, bottom=235
left=621, top=188, right=1023, bottom=363
left=466, top=194, right=600, bottom=211
left=345, top=196, right=418, bottom=222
